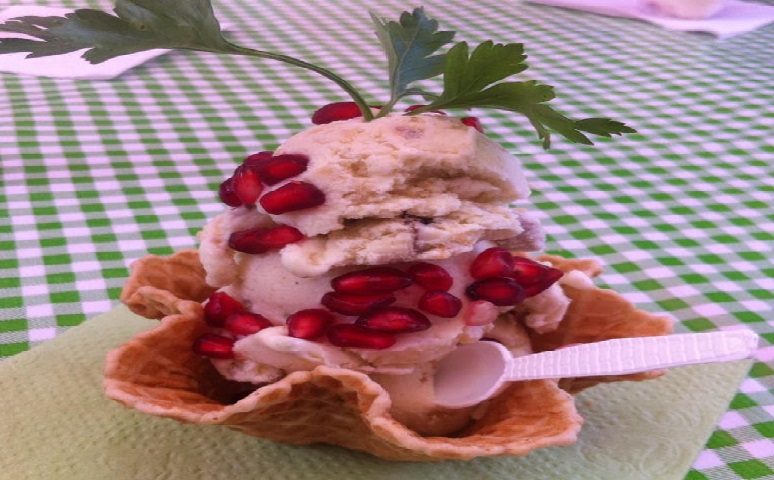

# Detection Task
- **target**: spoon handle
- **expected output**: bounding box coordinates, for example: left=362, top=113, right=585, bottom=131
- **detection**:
left=505, top=330, right=758, bottom=382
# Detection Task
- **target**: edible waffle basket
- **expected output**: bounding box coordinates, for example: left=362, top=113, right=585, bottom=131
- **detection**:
left=104, top=250, right=672, bottom=461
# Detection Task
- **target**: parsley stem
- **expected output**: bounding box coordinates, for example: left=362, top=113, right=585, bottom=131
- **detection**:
left=222, top=43, right=373, bottom=121
left=374, top=98, right=399, bottom=118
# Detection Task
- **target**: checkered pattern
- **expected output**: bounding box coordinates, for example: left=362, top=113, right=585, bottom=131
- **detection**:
left=0, top=0, right=772, bottom=477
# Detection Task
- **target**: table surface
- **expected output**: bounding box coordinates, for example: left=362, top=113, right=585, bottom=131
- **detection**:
left=1, top=0, right=772, bottom=478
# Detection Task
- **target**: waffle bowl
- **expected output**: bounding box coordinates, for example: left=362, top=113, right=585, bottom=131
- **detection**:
left=105, top=250, right=673, bottom=461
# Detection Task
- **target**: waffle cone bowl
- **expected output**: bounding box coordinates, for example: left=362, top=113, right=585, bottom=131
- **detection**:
left=105, top=250, right=673, bottom=461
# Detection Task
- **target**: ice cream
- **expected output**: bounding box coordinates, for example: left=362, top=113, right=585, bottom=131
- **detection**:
left=188, top=112, right=590, bottom=435
left=200, top=114, right=540, bottom=280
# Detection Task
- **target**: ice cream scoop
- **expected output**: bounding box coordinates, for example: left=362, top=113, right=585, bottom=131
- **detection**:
left=434, top=329, right=759, bottom=408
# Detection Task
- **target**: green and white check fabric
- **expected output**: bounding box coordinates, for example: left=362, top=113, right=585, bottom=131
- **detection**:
left=1, top=0, right=772, bottom=478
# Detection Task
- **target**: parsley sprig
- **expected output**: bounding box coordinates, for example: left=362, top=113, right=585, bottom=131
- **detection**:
left=0, top=2, right=634, bottom=148
left=370, top=9, right=454, bottom=118
left=409, top=41, right=634, bottom=148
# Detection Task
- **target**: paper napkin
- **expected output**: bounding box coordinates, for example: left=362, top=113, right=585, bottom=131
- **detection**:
left=1, top=6, right=173, bottom=79
left=0, top=305, right=752, bottom=480
left=526, top=0, right=774, bottom=38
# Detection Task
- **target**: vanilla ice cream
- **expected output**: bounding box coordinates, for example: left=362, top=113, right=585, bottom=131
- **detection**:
left=201, top=114, right=541, bottom=279
left=193, top=113, right=581, bottom=435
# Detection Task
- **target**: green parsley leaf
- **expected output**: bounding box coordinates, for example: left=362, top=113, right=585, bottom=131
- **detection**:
left=0, top=0, right=228, bottom=62
left=371, top=7, right=454, bottom=115
left=434, top=41, right=528, bottom=99
left=413, top=41, right=635, bottom=148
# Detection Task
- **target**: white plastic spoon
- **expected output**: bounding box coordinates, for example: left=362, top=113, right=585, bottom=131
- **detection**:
left=434, top=330, right=759, bottom=408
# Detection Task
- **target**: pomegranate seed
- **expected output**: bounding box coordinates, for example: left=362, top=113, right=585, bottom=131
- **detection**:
left=521, top=267, right=564, bottom=297
left=417, top=291, right=462, bottom=318
left=311, top=102, right=363, bottom=125
left=204, top=292, right=245, bottom=327
left=321, top=291, right=396, bottom=316
left=224, top=312, right=274, bottom=336
left=228, top=225, right=305, bottom=254
left=251, top=154, right=310, bottom=185
left=327, top=324, right=396, bottom=349
left=510, top=257, right=549, bottom=285
left=331, top=267, right=413, bottom=294
left=505, top=257, right=564, bottom=297
left=259, top=181, right=325, bottom=214
left=193, top=333, right=235, bottom=359
left=242, top=151, right=274, bottom=167
left=287, top=309, right=334, bottom=339
left=470, top=247, right=516, bottom=279
left=461, top=116, right=484, bottom=133
left=233, top=165, right=263, bottom=205
left=407, top=262, right=453, bottom=291
left=218, top=177, right=242, bottom=207
left=356, top=306, right=431, bottom=334
left=466, top=277, right=525, bottom=306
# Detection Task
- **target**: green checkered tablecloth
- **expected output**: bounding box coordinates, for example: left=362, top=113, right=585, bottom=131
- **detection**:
left=1, top=0, right=772, bottom=477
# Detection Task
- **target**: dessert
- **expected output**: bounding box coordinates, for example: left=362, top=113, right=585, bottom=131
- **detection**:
left=1, top=3, right=673, bottom=460
left=192, top=112, right=570, bottom=435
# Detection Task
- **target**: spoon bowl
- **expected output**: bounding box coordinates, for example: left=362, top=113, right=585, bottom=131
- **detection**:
left=433, top=341, right=512, bottom=409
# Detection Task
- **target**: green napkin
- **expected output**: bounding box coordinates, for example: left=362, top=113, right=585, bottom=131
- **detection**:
left=0, top=306, right=751, bottom=480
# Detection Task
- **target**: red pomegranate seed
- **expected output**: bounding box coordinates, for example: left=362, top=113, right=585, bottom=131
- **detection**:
left=461, top=116, right=484, bottom=133
left=242, top=150, right=274, bottom=167
left=224, top=312, right=274, bottom=336
left=407, top=262, right=453, bottom=291
left=331, top=267, right=413, bottom=294
left=466, top=277, right=525, bottom=306
left=510, top=257, right=549, bottom=285
left=218, top=177, right=242, bottom=207
left=232, top=165, right=263, bottom=205
left=327, top=324, right=396, bottom=349
left=321, top=291, right=396, bottom=316
left=287, top=309, right=334, bottom=339
left=259, top=181, right=325, bottom=214
left=470, top=247, right=516, bottom=279
left=193, top=333, right=235, bottom=359
left=356, top=306, right=431, bottom=334
left=417, top=291, right=462, bottom=318
left=251, top=154, right=310, bottom=185
left=228, top=225, right=305, bottom=254
left=522, top=267, right=564, bottom=297
left=311, top=102, right=363, bottom=125
left=204, top=292, right=245, bottom=327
